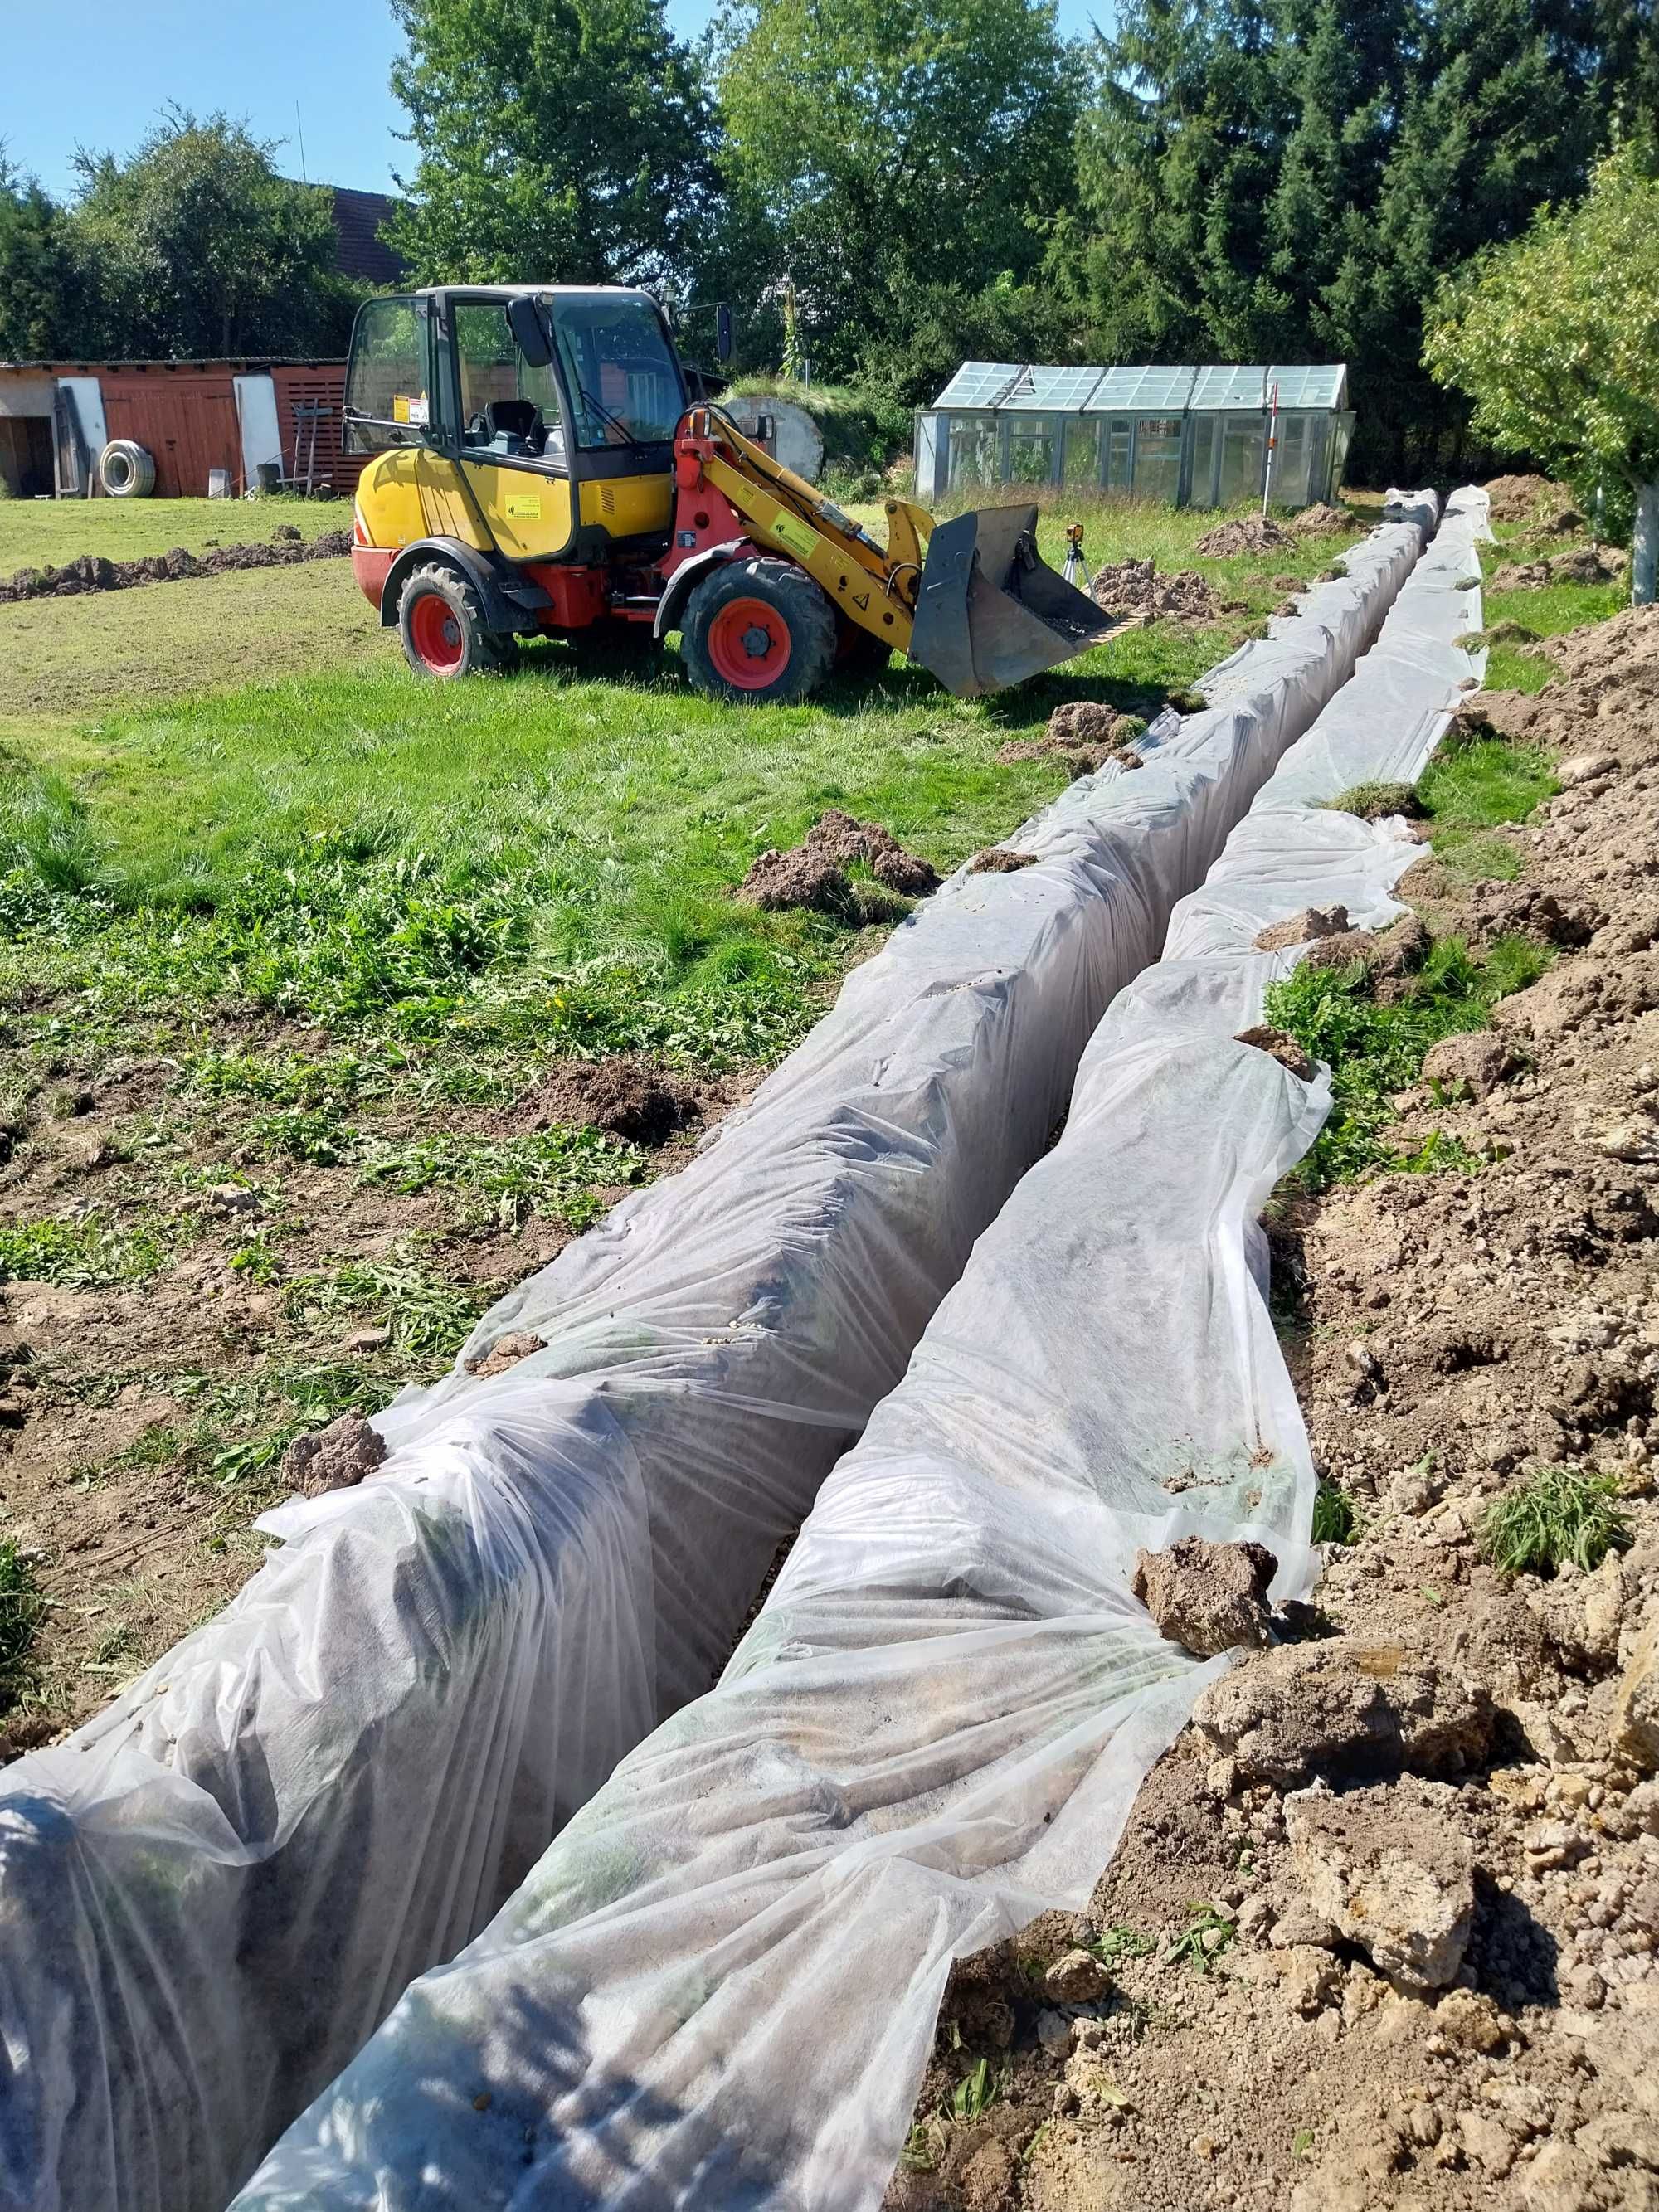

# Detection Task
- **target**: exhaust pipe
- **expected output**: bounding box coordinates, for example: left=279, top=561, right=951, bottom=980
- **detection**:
left=907, top=503, right=1117, bottom=698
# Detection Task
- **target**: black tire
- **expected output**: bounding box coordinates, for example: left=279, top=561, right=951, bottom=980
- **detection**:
left=681, top=557, right=837, bottom=707
left=397, top=562, right=513, bottom=678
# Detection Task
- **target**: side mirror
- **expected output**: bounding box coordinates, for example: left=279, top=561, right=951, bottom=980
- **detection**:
left=716, top=303, right=734, bottom=367
left=508, top=294, right=554, bottom=369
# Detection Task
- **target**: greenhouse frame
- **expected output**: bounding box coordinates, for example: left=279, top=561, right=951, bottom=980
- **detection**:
left=913, top=362, right=1353, bottom=510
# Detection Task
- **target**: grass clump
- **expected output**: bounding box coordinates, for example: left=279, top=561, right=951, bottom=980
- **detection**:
left=946, top=2057, right=1005, bottom=2122
left=1311, top=1478, right=1360, bottom=1545
left=1479, top=1466, right=1632, bottom=1578
left=1326, top=780, right=1423, bottom=821
left=1264, top=932, right=1545, bottom=1189
left=0, top=1213, right=169, bottom=1287
left=1417, top=735, right=1557, bottom=829
left=359, top=1126, right=641, bottom=1228
left=0, top=1537, right=46, bottom=1711
left=1168, top=1903, right=1236, bottom=1974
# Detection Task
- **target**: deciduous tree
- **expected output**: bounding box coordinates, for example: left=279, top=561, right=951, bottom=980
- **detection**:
left=1426, top=139, right=1659, bottom=602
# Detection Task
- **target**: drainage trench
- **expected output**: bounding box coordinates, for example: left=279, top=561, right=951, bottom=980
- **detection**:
left=0, top=507, right=1437, bottom=2212
left=232, top=490, right=1489, bottom=2212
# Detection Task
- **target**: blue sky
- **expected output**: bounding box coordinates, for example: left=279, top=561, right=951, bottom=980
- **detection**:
left=4, top=0, right=1112, bottom=202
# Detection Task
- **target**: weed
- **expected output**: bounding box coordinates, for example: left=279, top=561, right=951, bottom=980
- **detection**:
left=0, top=1213, right=168, bottom=1286
left=1292, top=2127, right=1316, bottom=2162
left=1311, top=1478, right=1359, bottom=1545
left=358, top=1125, right=641, bottom=1228
left=281, top=1255, right=484, bottom=1360
left=1088, top=1925, right=1157, bottom=1967
left=0, top=1538, right=46, bottom=1709
left=1264, top=933, right=1546, bottom=1189
left=946, top=2058, right=1005, bottom=2122
left=1326, top=780, right=1422, bottom=820
left=1480, top=1466, right=1633, bottom=1578
left=899, top=2122, right=940, bottom=2172
left=1167, top=1904, right=1236, bottom=1974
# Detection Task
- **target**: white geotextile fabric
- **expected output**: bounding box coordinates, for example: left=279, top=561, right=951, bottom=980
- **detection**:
left=0, top=513, right=1431, bottom=2212
left=236, top=492, right=1486, bottom=2212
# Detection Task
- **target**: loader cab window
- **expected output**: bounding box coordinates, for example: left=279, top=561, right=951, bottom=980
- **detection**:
left=552, top=297, right=684, bottom=449
left=454, top=300, right=566, bottom=466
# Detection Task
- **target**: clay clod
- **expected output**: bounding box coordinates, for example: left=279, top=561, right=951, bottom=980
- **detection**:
left=1131, top=1534, right=1277, bottom=1657
left=281, top=1412, right=387, bottom=1498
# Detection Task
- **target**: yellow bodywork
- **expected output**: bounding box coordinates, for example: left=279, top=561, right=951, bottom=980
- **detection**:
left=356, top=449, right=671, bottom=563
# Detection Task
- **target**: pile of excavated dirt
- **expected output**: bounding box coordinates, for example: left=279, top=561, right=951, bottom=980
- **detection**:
left=997, top=701, right=1147, bottom=778
left=1491, top=545, right=1627, bottom=592
left=506, top=1055, right=705, bottom=1147
left=736, top=808, right=941, bottom=914
left=1483, top=474, right=1584, bottom=530
left=1195, top=514, right=1295, bottom=557
left=0, top=530, right=353, bottom=604
left=1091, top=557, right=1223, bottom=627
left=1292, top=503, right=1357, bottom=537
left=887, top=604, right=1659, bottom=2212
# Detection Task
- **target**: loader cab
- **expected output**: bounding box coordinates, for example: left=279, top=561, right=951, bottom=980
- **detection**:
left=345, top=284, right=688, bottom=564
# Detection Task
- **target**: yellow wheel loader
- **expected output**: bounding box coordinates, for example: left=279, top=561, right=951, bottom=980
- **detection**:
left=343, top=285, right=1112, bottom=704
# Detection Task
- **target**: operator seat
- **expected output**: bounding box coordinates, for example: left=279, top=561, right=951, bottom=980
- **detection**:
left=468, top=399, right=548, bottom=457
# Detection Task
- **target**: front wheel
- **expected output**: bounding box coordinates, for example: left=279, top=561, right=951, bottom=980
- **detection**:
left=680, top=557, right=837, bottom=706
left=397, top=562, right=513, bottom=678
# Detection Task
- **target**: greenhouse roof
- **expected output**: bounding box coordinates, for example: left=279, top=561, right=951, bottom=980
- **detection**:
left=928, top=361, right=1348, bottom=414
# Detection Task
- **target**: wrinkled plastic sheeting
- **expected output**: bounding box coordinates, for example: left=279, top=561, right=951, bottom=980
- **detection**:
left=0, top=510, right=1433, bottom=2212
left=236, top=494, right=1486, bottom=2212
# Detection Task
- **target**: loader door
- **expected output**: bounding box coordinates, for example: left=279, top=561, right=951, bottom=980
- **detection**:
left=450, top=298, right=576, bottom=561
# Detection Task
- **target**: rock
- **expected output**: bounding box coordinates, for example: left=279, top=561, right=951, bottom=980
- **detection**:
left=281, top=1411, right=387, bottom=1497
left=1456, top=2110, right=1516, bottom=2176
left=1277, top=1943, right=1341, bottom=2015
left=1432, top=1987, right=1506, bottom=2054
left=1421, top=1030, right=1519, bottom=1101
left=1044, top=1947, right=1110, bottom=2004
left=1613, top=1616, right=1659, bottom=1772
left=1560, top=751, right=1623, bottom=788
left=343, top=1326, right=392, bottom=1354
left=1035, top=2007, right=1071, bottom=2053
left=464, top=1329, right=547, bottom=1379
left=1518, top=2140, right=1603, bottom=2212
left=1191, top=1637, right=1497, bottom=1786
left=1131, top=1534, right=1277, bottom=1656
left=1285, top=1777, right=1475, bottom=1991
left=1576, top=2111, right=1659, bottom=2170
left=1234, top=1024, right=1316, bottom=1082
left=203, top=1182, right=260, bottom=1215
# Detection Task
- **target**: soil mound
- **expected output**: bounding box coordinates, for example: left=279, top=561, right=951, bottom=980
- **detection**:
left=737, top=808, right=940, bottom=913
left=1132, top=1535, right=1278, bottom=1655
left=1090, top=557, right=1221, bottom=626
left=510, top=1056, right=700, bottom=1146
left=281, top=1411, right=386, bottom=1497
left=0, top=529, right=353, bottom=605
left=1194, top=513, right=1295, bottom=557
left=1491, top=543, right=1626, bottom=591
left=1482, top=471, right=1577, bottom=524
left=1291, top=502, right=1354, bottom=537
left=968, top=849, right=1039, bottom=875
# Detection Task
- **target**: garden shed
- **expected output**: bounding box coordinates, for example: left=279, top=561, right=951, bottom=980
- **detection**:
left=913, top=362, right=1352, bottom=510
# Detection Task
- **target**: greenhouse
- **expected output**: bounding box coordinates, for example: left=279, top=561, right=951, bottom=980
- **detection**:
left=913, top=362, right=1353, bottom=510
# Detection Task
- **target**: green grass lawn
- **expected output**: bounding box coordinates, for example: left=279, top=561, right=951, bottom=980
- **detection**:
left=0, top=493, right=351, bottom=573
left=1477, top=498, right=1628, bottom=692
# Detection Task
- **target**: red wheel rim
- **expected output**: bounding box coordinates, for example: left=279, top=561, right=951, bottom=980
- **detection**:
left=708, top=596, right=791, bottom=690
left=409, top=591, right=465, bottom=673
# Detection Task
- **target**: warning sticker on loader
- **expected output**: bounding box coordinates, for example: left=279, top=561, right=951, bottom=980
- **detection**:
left=506, top=493, right=542, bottom=521
left=769, top=513, right=820, bottom=562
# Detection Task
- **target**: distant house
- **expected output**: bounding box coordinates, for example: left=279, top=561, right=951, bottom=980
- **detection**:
left=324, top=187, right=406, bottom=289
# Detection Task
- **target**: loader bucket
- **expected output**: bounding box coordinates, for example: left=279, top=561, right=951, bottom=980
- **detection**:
left=907, top=503, right=1117, bottom=698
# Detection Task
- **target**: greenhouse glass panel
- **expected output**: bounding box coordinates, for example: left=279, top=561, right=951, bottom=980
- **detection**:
left=1062, top=417, right=1102, bottom=485
left=1005, top=414, right=1062, bottom=484
left=1190, top=416, right=1219, bottom=507
left=1107, top=419, right=1133, bottom=493
left=947, top=415, right=1000, bottom=490
left=933, top=363, right=1024, bottom=409
left=1272, top=414, right=1313, bottom=507
left=1219, top=414, right=1266, bottom=504
left=1133, top=416, right=1183, bottom=501
left=1091, top=367, right=1197, bottom=411
left=1190, top=365, right=1267, bottom=411
left=1003, top=367, right=1107, bottom=411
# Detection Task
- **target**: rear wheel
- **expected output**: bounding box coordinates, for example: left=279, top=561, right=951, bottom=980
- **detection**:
left=397, top=562, right=513, bottom=678
left=681, top=557, right=837, bottom=706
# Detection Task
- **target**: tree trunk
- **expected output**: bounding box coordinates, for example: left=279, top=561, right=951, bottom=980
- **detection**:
left=1634, top=480, right=1658, bottom=607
